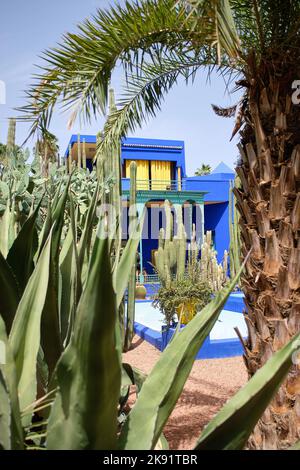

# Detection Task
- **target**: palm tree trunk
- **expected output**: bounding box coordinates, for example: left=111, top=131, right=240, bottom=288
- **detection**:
left=236, top=64, right=300, bottom=449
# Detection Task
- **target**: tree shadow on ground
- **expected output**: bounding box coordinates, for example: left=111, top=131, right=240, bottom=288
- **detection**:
left=164, top=385, right=241, bottom=449
left=129, top=336, right=145, bottom=350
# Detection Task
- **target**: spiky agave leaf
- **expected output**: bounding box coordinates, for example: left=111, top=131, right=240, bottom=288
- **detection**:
left=195, top=333, right=300, bottom=450
left=46, top=236, right=121, bottom=450
left=9, top=227, right=54, bottom=426
left=118, top=259, right=245, bottom=450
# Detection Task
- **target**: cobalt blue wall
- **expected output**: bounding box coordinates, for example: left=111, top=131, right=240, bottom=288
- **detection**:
left=184, top=163, right=234, bottom=263
left=121, top=137, right=186, bottom=178
left=142, top=207, right=157, bottom=273
left=65, top=135, right=186, bottom=178
left=204, top=202, right=229, bottom=262
left=185, top=178, right=231, bottom=202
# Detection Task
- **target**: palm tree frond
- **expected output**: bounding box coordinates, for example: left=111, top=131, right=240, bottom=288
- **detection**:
left=177, top=0, right=242, bottom=62
left=17, top=0, right=245, bottom=137
left=98, top=50, right=233, bottom=154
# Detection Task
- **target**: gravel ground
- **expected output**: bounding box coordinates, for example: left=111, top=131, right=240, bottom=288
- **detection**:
left=123, top=335, right=248, bottom=450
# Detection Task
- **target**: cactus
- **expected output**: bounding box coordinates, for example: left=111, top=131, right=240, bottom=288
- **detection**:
left=176, top=221, right=186, bottom=280
left=96, top=131, right=104, bottom=183
left=68, top=144, right=73, bottom=174
left=6, top=118, right=16, bottom=153
left=229, top=178, right=242, bottom=282
left=77, top=134, right=82, bottom=169
left=124, top=161, right=137, bottom=352
left=155, top=201, right=228, bottom=293
left=223, top=249, right=229, bottom=283
left=158, top=227, right=164, bottom=249
left=82, top=138, right=87, bottom=170
left=94, top=87, right=137, bottom=351
left=0, top=117, right=297, bottom=453
left=197, top=231, right=229, bottom=291
left=154, top=202, right=187, bottom=285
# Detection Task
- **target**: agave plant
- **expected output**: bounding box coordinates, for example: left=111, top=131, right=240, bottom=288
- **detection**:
left=17, top=0, right=300, bottom=448
left=0, top=166, right=145, bottom=448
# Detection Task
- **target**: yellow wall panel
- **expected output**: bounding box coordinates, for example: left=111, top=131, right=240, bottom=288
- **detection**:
left=150, top=161, right=171, bottom=189
left=125, top=160, right=149, bottom=189
left=125, top=159, right=172, bottom=190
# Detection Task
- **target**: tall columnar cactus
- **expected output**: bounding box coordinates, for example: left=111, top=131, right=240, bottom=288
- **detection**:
left=154, top=228, right=170, bottom=286
left=176, top=220, right=186, bottom=280
left=82, top=138, right=87, bottom=170
left=229, top=177, right=242, bottom=280
left=96, top=89, right=122, bottom=262
left=154, top=201, right=180, bottom=286
left=96, top=131, right=104, bottom=183
left=109, top=88, right=122, bottom=268
left=196, top=231, right=228, bottom=291
left=68, top=144, right=73, bottom=174
left=155, top=201, right=228, bottom=292
left=94, top=88, right=137, bottom=351
left=124, top=161, right=137, bottom=352
left=6, top=118, right=16, bottom=153
left=77, top=134, right=82, bottom=169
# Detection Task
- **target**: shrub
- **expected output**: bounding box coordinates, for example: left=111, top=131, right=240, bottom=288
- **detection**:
left=153, top=277, right=212, bottom=326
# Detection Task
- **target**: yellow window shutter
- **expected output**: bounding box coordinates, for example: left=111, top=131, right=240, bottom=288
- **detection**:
left=151, top=161, right=171, bottom=189
left=125, top=160, right=149, bottom=189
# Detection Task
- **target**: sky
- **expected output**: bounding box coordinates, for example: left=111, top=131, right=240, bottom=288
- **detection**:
left=0, top=0, right=242, bottom=175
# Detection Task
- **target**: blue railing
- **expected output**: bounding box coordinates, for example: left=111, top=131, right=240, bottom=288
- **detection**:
left=121, top=179, right=186, bottom=191
left=135, top=179, right=185, bottom=191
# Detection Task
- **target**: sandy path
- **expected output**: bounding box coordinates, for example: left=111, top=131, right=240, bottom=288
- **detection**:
left=123, top=335, right=248, bottom=450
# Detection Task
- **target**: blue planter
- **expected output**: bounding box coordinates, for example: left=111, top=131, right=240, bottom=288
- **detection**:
left=161, top=323, right=244, bottom=359
left=161, top=323, right=182, bottom=350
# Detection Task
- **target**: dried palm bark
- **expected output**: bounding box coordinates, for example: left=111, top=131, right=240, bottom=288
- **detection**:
left=236, top=57, right=300, bottom=449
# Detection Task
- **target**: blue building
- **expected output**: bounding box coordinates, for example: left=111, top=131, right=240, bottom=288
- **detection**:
left=66, top=136, right=234, bottom=281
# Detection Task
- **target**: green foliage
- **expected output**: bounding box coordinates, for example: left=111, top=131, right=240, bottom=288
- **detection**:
left=0, top=315, right=24, bottom=449
left=194, top=164, right=211, bottom=176
left=9, top=0, right=300, bottom=450
left=6, top=119, right=16, bottom=152
left=0, top=368, right=11, bottom=449
left=17, top=0, right=246, bottom=148
left=0, top=151, right=299, bottom=449
left=9, top=227, right=53, bottom=426
left=47, top=237, right=121, bottom=450
left=154, top=202, right=228, bottom=324
left=0, top=252, right=20, bottom=332
left=153, top=277, right=212, bottom=325
left=119, top=263, right=290, bottom=450
left=229, top=177, right=242, bottom=281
